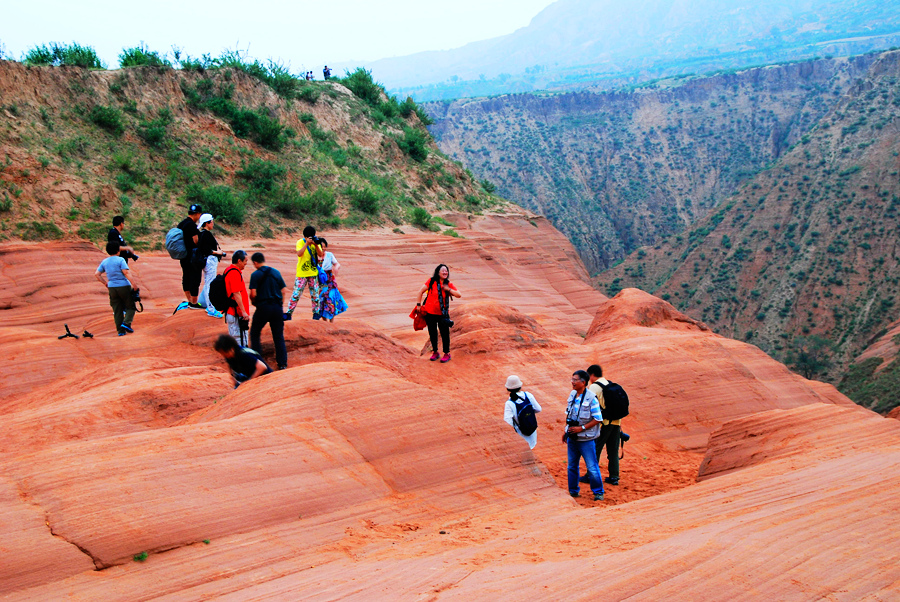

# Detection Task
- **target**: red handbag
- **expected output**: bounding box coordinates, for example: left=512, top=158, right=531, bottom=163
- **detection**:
left=409, top=306, right=426, bottom=331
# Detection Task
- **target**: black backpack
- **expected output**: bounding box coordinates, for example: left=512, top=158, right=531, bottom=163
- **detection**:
left=512, top=392, right=538, bottom=436
left=597, top=380, right=629, bottom=421
left=208, top=267, right=238, bottom=313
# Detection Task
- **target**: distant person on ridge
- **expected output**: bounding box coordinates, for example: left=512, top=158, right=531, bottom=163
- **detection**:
left=196, top=213, right=227, bottom=318
left=323, top=65, right=331, bottom=80
left=284, top=225, right=324, bottom=321
left=316, top=238, right=347, bottom=322
left=415, top=264, right=461, bottom=362
left=107, top=215, right=138, bottom=263
left=214, top=334, right=272, bottom=388
left=249, top=252, right=289, bottom=370
left=503, top=375, right=542, bottom=449
left=224, top=250, right=251, bottom=346
left=94, top=241, right=137, bottom=336
left=563, top=370, right=604, bottom=501
left=175, top=204, right=203, bottom=312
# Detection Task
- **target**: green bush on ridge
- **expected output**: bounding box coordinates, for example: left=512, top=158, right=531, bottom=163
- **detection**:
left=186, top=184, right=246, bottom=225
left=119, top=44, right=172, bottom=68
left=88, top=105, right=125, bottom=136
left=25, top=42, right=104, bottom=69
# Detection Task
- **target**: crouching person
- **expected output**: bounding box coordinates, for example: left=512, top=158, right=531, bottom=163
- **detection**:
left=214, top=334, right=272, bottom=388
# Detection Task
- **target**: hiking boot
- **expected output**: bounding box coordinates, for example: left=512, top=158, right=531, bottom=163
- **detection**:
left=593, top=493, right=604, bottom=501
left=578, top=475, right=589, bottom=484
left=604, top=477, right=619, bottom=486
left=570, top=492, right=580, bottom=498
left=440, top=353, right=451, bottom=363
left=283, top=312, right=292, bottom=321
left=430, top=352, right=440, bottom=361
left=120, top=324, right=134, bottom=333
left=173, top=301, right=189, bottom=314
left=188, top=302, right=204, bottom=310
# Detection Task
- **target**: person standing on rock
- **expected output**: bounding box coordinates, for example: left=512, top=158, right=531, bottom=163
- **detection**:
left=416, top=264, right=461, bottom=363
left=503, top=375, right=542, bottom=449
left=224, top=250, right=251, bottom=347
left=316, top=238, right=347, bottom=322
left=94, top=241, right=137, bottom=336
left=196, top=214, right=227, bottom=318
left=563, top=370, right=604, bottom=501
left=107, top=215, right=139, bottom=263
left=249, top=252, right=289, bottom=370
left=175, top=204, right=203, bottom=311
left=284, top=225, right=324, bottom=321
left=582, top=364, right=623, bottom=486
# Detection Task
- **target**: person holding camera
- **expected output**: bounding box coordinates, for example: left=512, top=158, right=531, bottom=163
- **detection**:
left=416, top=264, right=461, bottom=363
left=108, top=216, right=139, bottom=263
left=563, top=370, right=604, bottom=501
left=284, top=225, right=324, bottom=321
left=196, top=214, right=227, bottom=318
left=214, top=334, right=272, bottom=388
left=95, top=241, right=137, bottom=336
left=224, top=250, right=251, bottom=346
left=249, top=252, right=289, bottom=370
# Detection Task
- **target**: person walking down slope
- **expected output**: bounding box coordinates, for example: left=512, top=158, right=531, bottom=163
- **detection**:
left=563, top=370, right=604, bottom=501
left=284, top=225, right=324, bottom=321
left=95, top=242, right=138, bottom=336
left=416, top=264, right=461, bottom=363
left=249, top=252, right=290, bottom=371
left=503, top=375, right=542, bottom=449
left=316, top=238, right=347, bottom=322
left=196, top=214, right=226, bottom=318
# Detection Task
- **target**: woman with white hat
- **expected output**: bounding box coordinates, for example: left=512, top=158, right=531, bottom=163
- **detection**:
left=196, top=213, right=226, bottom=318
left=503, top=375, right=542, bottom=449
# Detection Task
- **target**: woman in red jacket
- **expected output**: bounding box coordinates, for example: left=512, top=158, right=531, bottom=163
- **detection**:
left=415, top=264, right=462, bottom=362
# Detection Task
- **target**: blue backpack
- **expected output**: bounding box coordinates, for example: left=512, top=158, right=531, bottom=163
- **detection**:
left=513, top=392, right=538, bottom=436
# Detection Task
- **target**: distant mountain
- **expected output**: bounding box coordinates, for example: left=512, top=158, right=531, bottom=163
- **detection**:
left=345, top=0, right=900, bottom=101
left=425, top=53, right=880, bottom=273
left=596, top=49, right=900, bottom=411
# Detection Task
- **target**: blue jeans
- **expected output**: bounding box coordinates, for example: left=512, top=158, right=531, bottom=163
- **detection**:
left=567, top=437, right=604, bottom=496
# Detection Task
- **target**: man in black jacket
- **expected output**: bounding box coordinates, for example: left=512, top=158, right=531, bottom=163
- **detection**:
left=177, top=204, right=203, bottom=310
left=248, top=252, right=290, bottom=370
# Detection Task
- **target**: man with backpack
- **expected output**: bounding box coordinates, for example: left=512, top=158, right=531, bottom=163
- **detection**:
left=583, top=364, right=628, bottom=486
left=248, top=252, right=289, bottom=370
left=221, top=250, right=250, bottom=346
left=503, top=375, right=542, bottom=449
left=174, top=204, right=203, bottom=312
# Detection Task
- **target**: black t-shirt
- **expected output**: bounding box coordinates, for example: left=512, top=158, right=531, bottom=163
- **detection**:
left=108, top=227, right=125, bottom=246
left=197, top=229, right=219, bottom=258
left=226, top=347, right=271, bottom=380
left=249, top=266, right=287, bottom=304
left=178, top=218, right=200, bottom=251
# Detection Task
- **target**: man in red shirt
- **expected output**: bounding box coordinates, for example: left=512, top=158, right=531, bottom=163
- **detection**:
left=224, top=250, right=251, bottom=346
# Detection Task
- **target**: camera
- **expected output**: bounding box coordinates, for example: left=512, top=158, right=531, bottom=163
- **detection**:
left=619, top=432, right=630, bottom=443
left=311, top=236, right=322, bottom=244
left=131, top=287, right=141, bottom=303
left=441, top=317, right=454, bottom=328
left=566, top=419, right=580, bottom=427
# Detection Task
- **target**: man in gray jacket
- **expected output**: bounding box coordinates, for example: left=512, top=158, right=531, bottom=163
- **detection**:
left=563, top=370, right=604, bottom=501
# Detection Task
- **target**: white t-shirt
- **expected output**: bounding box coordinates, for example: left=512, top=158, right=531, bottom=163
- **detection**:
left=321, top=251, right=337, bottom=271
left=504, top=392, right=542, bottom=449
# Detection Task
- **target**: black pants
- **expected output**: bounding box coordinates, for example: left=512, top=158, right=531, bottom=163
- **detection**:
left=180, top=256, right=202, bottom=296
left=594, top=423, right=621, bottom=480
left=424, top=312, right=450, bottom=354
left=250, top=301, right=287, bottom=368
left=108, top=285, right=136, bottom=333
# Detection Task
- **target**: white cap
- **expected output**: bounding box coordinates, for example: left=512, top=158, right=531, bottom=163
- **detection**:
left=199, top=213, right=214, bottom=226
left=505, top=375, right=523, bottom=390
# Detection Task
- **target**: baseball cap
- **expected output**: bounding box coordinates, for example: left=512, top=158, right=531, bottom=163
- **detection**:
left=199, top=213, right=214, bottom=226
left=189, top=204, right=203, bottom=214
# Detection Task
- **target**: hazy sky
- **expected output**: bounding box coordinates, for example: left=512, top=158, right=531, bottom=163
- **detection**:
left=1, top=0, right=557, bottom=74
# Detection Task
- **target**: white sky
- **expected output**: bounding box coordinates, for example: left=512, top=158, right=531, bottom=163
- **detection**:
left=1, top=0, right=557, bottom=74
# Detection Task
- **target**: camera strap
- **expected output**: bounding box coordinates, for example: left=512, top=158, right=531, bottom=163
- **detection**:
left=566, top=390, right=587, bottom=423
left=436, top=279, right=450, bottom=319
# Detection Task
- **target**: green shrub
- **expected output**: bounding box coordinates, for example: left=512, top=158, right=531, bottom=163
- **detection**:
left=480, top=179, right=496, bottom=193
left=270, top=185, right=336, bottom=218
left=296, top=85, right=320, bottom=104
left=186, top=184, right=245, bottom=225
left=396, top=127, right=429, bottom=162
left=237, top=158, right=286, bottom=194
left=119, top=44, right=171, bottom=68
left=138, top=107, right=174, bottom=147
left=25, top=42, right=104, bottom=68
left=299, top=112, right=315, bottom=124
left=409, top=207, right=433, bottom=229
left=88, top=105, right=125, bottom=136
left=16, top=221, right=64, bottom=240
left=340, top=68, right=383, bottom=108
left=399, top=97, right=417, bottom=118
left=0, top=193, right=11, bottom=212
left=347, top=186, right=381, bottom=214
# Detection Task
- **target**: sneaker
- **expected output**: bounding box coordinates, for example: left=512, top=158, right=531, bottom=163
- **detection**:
left=430, top=352, right=440, bottom=361
left=312, top=312, right=321, bottom=320
left=440, top=353, right=451, bottom=363
left=593, top=493, right=604, bottom=501
left=188, top=302, right=204, bottom=310
left=283, top=312, right=292, bottom=321
left=118, top=331, right=127, bottom=336
left=278, top=364, right=287, bottom=370
left=570, top=492, right=580, bottom=498
left=578, top=475, right=589, bottom=484
left=207, top=308, right=224, bottom=319
left=604, top=477, right=619, bottom=486
left=173, top=301, right=190, bottom=314
left=120, top=324, right=134, bottom=333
